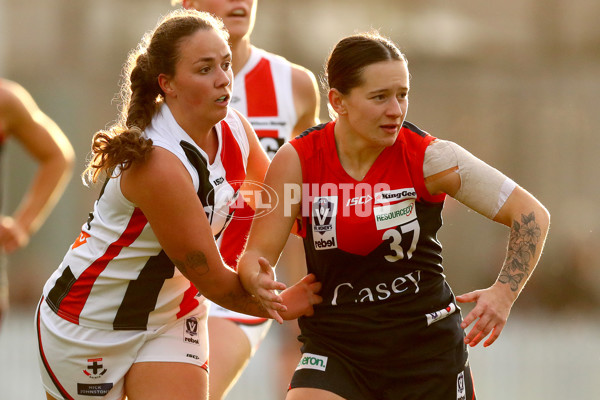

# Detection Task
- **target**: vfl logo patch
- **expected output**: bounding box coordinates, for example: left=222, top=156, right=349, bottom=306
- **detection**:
left=374, top=188, right=417, bottom=204
left=457, top=370, right=466, bottom=400
left=296, top=353, right=328, bottom=372
left=312, top=196, right=338, bottom=250
left=426, top=303, right=458, bottom=326
left=184, top=317, right=200, bottom=345
left=83, top=358, right=107, bottom=379
left=373, top=199, right=416, bottom=230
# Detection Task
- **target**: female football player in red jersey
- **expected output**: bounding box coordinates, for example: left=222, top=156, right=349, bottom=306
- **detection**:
left=239, top=31, right=550, bottom=399
left=35, top=9, right=320, bottom=400
left=171, top=1, right=321, bottom=398
left=0, top=79, right=74, bottom=329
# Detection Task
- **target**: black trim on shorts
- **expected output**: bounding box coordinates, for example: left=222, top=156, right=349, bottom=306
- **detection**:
left=36, top=297, right=76, bottom=400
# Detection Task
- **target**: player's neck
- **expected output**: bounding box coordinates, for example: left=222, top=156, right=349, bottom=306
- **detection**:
left=230, top=37, right=252, bottom=75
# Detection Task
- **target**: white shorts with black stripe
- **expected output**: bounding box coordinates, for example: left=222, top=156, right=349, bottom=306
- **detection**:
left=35, top=297, right=209, bottom=400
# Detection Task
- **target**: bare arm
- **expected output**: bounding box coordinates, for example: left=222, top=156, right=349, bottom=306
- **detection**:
left=0, top=80, right=74, bottom=253
left=290, top=64, right=320, bottom=138
left=426, top=153, right=550, bottom=347
left=121, top=146, right=284, bottom=318
left=238, top=143, right=313, bottom=322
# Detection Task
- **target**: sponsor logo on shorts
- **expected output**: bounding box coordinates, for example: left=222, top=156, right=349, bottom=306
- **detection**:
left=296, top=353, right=328, bottom=372
left=77, top=383, right=114, bottom=396
left=312, top=196, right=338, bottom=250
left=426, top=303, right=458, bottom=326
left=83, top=358, right=107, bottom=379
left=186, top=353, right=200, bottom=360
left=184, top=317, right=199, bottom=345
left=457, top=370, right=466, bottom=400
left=374, top=188, right=417, bottom=204
left=373, top=199, right=417, bottom=230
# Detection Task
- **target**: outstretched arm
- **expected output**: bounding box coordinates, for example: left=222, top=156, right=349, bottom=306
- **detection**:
left=121, top=146, right=285, bottom=319
left=425, top=140, right=550, bottom=347
left=0, top=80, right=74, bottom=253
left=456, top=186, right=549, bottom=347
left=238, top=143, right=321, bottom=323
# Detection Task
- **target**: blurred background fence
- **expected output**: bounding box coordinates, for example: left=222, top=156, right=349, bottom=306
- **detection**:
left=1, top=0, right=599, bottom=398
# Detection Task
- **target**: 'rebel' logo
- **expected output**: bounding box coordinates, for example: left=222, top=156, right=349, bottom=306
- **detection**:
left=312, top=196, right=338, bottom=250
left=184, top=317, right=200, bottom=344
left=313, top=197, right=335, bottom=233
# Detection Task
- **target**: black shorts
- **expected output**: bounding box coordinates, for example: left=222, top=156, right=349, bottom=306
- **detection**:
left=289, top=341, right=476, bottom=400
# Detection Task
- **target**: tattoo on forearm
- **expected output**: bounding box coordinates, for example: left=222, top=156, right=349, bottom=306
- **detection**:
left=498, top=212, right=541, bottom=292
left=173, top=251, right=209, bottom=278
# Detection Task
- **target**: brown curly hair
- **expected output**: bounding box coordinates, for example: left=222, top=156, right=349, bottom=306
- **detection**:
left=83, top=9, right=228, bottom=184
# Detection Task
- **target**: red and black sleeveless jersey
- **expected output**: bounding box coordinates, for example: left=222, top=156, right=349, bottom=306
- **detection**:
left=291, top=121, right=464, bottom=369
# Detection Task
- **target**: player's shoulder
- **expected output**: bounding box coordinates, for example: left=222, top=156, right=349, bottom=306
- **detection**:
left=401, top=120, right=429, bottom=138
left=295, top=122, right=329, bottom=140
left=0, top=79, right=37, bottom=126
left=254, top=47, right=315, bottom=80
left=0, top=79, right=24, bottom=109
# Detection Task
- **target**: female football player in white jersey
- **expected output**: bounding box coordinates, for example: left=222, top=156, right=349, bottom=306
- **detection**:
left=0, top=79, right=74, bottom=330
left=239, top=31, right=550, bottom=399
left=35, top=9, right=320, bottom=400
left=171, top=1, right=321, bottom=399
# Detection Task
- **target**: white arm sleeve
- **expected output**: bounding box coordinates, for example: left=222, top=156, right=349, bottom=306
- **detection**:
left=423, top=140, right=517, bottom=219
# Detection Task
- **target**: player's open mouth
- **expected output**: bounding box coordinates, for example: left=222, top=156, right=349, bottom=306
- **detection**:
left=229, top=8, right=247, bottom=17
left=216, top=95, right=230, bottom=104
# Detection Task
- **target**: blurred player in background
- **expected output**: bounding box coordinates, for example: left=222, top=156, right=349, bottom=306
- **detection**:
left=0, top=78, right=74, bottom=329
left=172, top=1, right=321, bottom=398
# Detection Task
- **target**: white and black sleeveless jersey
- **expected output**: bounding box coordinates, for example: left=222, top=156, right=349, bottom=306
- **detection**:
left=42, top=104, right=249, bottom=331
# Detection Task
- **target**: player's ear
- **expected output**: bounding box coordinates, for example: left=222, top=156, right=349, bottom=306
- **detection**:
left=328, top=88, right=347, bottom=116
left=158, top=74, right=176, bottom=98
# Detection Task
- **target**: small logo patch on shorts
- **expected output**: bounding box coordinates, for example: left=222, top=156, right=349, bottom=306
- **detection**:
left=83, top=358, right=107, bottom=378
left=457, top=370, right=466, bottom=400
left=426, top=303, right=457, bottom=326
left=184, top=317, right=199, bottom=344
left=296, top=353, right=328, bottom=371
left=77, top=383, right=113, bottom=396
